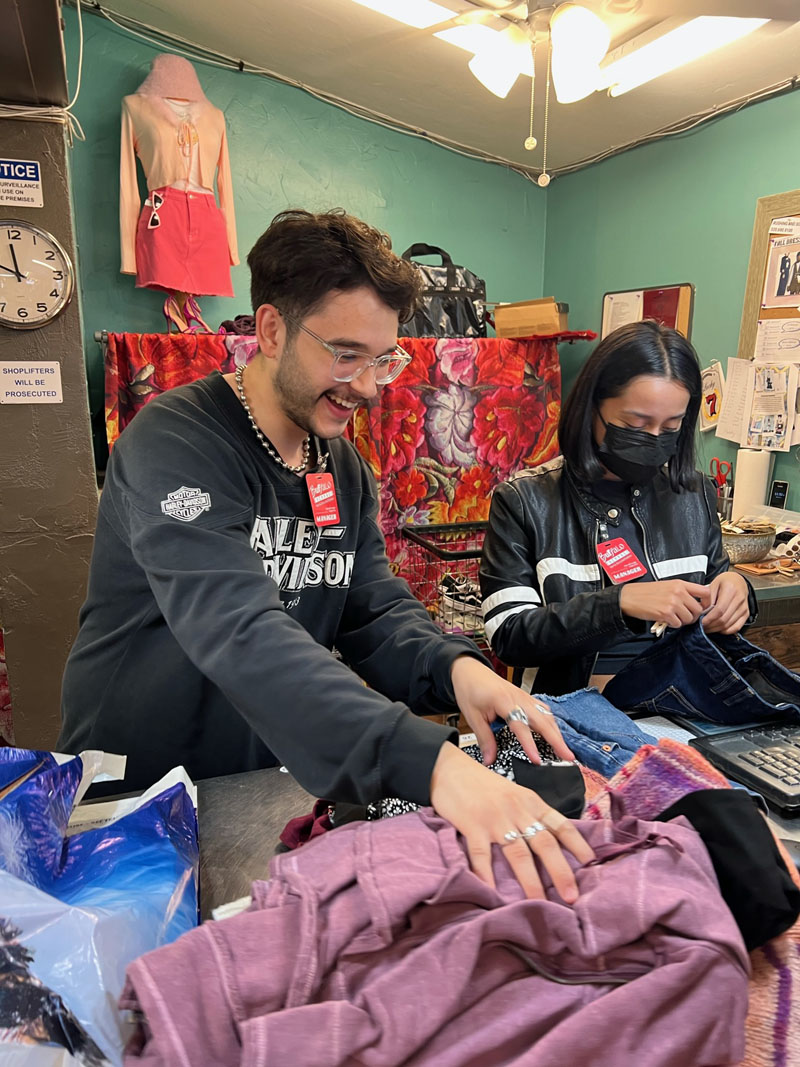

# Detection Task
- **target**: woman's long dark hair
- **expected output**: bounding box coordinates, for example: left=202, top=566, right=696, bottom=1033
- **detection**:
left=558, top=319, right=702, bottom=492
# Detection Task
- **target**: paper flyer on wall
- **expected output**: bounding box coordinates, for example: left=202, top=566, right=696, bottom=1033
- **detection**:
left=715, top=358, right=751, bottom=444
left=745, top=363, right=798, bottom=451
left=715, top=357, right=799, bottom=451
left=700, top=361, right=724, bottom=432
left=755, top=318, right=800, bottom=361
left=762, top=235, right=800, bottom=309
left=601, top=290, right=643, bottom=338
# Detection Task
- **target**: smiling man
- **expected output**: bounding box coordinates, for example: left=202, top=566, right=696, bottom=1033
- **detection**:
left=59, top=209, right=592, bottom=902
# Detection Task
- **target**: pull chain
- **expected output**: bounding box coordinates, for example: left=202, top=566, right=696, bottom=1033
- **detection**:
left=537, top=35, right=552, bottom=188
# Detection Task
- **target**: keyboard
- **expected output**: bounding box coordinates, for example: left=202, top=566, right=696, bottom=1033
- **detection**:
left=690, top=724, right=800, bottom=816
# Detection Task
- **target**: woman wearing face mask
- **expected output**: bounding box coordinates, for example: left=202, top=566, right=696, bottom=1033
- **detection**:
left=479, top=320, right=755, bottom=695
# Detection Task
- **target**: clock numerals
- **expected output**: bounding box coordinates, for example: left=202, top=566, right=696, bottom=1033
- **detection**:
left=7, top=229, right=21, bottom=241
left=45, top=250, right=55, bottom=261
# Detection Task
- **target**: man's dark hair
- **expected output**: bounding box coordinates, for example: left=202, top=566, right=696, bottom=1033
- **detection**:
left=558, top=319, right=702, bottom=492
left=247, top=208, right=421, bottom=327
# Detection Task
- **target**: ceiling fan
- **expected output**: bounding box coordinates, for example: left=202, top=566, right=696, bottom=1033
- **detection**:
left=353, top=0, right=775, bottom=103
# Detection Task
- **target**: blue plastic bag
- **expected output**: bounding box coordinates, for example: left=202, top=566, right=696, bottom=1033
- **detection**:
left=0, top=748, right=198, bottom=1065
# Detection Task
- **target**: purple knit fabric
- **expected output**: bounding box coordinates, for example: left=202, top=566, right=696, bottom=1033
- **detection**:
left=121, top=809, right=750, bottom=1067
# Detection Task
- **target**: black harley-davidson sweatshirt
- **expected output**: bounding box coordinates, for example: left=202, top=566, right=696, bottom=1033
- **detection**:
left=60, top=373, right=483, bottom=799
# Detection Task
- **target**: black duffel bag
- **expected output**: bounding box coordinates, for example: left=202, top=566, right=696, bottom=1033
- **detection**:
left=400, top=243, right=487, bottom=338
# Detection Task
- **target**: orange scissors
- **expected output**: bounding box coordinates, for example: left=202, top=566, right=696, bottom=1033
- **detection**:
left=710, top=457, right=732, bottom=488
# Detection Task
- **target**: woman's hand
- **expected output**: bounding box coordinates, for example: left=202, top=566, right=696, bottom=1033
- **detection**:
left=450, top=655, right=574, bottom=767
left=702, top=571, right=751, bottom=634
left=619, top=579, right=712, bottom=629
left=429, top=741, right=595, bottom=902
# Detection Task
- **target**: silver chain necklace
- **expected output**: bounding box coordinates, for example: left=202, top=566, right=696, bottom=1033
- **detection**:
left=234, top=365, right=328, bottom=474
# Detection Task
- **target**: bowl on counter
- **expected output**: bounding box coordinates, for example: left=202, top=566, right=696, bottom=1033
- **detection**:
left=720, top=523, right=776, bottom=564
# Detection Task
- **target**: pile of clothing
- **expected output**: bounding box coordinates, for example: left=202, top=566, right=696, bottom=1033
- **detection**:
left=118, top=700, right=800, bottom=1065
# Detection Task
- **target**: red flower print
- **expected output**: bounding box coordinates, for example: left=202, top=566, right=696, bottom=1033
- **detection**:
left=471, top=386, right=545, bottom=476
left=476, top=337, right=526, bottom=387
left=380, top=387, right=426, bottom=476
left=394, top=467, right=429, bottom=508
left=396, top=338, right=437, bottom=386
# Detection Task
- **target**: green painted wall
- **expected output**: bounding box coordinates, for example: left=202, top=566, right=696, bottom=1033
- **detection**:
left=63, top=9, right=546, bottom=436
left=544, top=88, right=800, bottom=510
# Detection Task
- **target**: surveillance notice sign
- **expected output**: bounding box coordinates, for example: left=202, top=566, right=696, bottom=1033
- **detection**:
left=0, top=159, right=44, bottom=208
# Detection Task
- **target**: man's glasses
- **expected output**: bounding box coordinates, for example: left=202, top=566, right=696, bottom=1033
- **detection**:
left=281, top=312, right=411, bottom=385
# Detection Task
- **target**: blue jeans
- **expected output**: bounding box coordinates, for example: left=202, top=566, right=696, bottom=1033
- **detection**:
left=603, top=620, right=800, bottom=726
left=534, top=687, right=657, bottom=777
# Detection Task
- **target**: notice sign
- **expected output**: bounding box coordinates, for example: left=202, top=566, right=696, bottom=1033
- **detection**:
left=1, top=362, right=63, bottom=404
left=0, top=158, right=44, bottom=208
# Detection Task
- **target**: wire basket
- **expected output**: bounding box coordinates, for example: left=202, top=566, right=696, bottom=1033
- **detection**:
left=402, top=522, right=487, bottom=638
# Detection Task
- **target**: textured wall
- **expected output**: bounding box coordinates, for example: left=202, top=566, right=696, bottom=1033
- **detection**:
left=63, top=9, right=547, bottom=432
left=0, top=119, right=97, bottom=749
left=544, top=89, right=800, bottom=509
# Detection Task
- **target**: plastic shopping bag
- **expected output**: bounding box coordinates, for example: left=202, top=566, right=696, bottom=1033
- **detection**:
left=0, top=748, right=198, bottom=1065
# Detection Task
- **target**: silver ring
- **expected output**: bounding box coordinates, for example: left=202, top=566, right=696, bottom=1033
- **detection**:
left=503, top=829, right=521, bottom=843
left=534, top=703, right=553, bottom=717
left=508, top=707, right=529, bottom=727
left=522, top=821, right=546, bottom=839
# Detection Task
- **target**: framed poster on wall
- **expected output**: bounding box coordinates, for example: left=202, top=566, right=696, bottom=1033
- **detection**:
left=601, top=283, right=694, bottom=339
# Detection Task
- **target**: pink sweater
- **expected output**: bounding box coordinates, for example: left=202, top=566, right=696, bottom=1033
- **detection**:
left=121, top=809, right=750, bottom=1066
left=120, top=93, right=238, bottom=274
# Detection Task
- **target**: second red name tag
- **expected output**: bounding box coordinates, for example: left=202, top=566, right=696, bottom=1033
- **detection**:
left=596, top=537, right=647, bottom=584
left=306, top=472, right=340, bottom=527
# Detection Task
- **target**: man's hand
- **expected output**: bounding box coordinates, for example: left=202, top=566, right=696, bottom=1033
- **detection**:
left=429, top=742, right=595, bottom=902
left=619, top=579, right=711, bottom=629
left=450, top=655, right=574, bottom=767
left=702, top=571, right=750, bottom=634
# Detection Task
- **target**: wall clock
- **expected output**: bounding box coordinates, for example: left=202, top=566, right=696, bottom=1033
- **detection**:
left=0, top=220, right=75, bottom=329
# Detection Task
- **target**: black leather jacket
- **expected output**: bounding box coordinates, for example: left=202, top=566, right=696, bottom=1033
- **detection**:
left=479, top=456, right=757, bottom=696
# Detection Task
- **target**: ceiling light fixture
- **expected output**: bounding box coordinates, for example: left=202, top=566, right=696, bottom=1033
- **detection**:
left=350, top=0, right=455, bottom=31
left=550, top=3, right=610, bottom=104
left=601, top=16, right=769, bottom=97
left=467, top=23, right=533, bottom=98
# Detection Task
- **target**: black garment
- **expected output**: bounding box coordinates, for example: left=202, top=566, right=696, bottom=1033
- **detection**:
left=591, top=479, right=658, bottom=674
left=510, top=758, right=586, bottom=817
left=60, top=372, right=486, bottom=802
left=480, top=456, right=758, bottom=696
left=658, top=789, right=800, bottom=951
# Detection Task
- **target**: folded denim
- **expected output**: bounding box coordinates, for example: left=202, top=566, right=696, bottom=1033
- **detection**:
left=603, top=620, right=800, bottom=726
left=541, top=687, right=657, bottom=777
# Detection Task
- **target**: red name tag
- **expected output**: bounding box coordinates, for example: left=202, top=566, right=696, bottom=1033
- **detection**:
left=306, top=472, right=340, bottom=527
left=596, top=537, right=647, bottom=584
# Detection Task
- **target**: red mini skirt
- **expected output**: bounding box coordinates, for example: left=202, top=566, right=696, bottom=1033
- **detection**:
left=135, top=186, right=234, bottom=297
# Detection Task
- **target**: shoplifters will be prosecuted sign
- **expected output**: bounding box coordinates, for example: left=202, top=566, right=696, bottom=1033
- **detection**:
left=1, top=362, right=63, bottom=404
left=0, top=159, right=43, bottom=207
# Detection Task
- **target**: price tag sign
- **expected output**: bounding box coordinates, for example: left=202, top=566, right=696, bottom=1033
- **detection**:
left=596, top=537, right=647, bottom=584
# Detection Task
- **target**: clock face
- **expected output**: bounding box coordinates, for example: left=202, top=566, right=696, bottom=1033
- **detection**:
left=0, top=221, right=74, bottom=329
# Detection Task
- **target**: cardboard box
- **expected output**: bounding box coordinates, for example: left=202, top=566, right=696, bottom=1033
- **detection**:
left=493, top=297, right=569, bottom=338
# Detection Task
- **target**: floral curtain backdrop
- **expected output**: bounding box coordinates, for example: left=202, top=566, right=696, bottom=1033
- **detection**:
left=104, top=332, right=259, bottom=448
left=348, top=334, right=594, bottom=578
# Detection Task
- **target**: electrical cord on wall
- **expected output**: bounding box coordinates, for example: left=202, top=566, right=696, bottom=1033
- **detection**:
left=0, top=0, right=85, bottom=142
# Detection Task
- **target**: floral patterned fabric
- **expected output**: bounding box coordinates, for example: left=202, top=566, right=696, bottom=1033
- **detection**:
left=348, top=335, right=592, bottom=577
left=104, top=332, right=259, bottom=448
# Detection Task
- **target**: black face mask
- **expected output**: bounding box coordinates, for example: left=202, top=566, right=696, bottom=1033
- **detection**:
left=596, top=415, right=680, bottom=484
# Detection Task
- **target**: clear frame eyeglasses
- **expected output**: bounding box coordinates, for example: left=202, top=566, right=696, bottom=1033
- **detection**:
left=281, top=312, right=411, bottom=385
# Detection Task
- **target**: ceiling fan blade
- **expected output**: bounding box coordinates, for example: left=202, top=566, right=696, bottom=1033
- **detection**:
left=648, top=1, right=798, bottom=18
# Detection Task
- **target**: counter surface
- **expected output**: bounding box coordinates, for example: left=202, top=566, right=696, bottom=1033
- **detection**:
left=197, top=766, right=313, bottom=918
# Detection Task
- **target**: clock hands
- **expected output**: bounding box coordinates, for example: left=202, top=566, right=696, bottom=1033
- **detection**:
left=8, top=243, right=24, bottom=282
